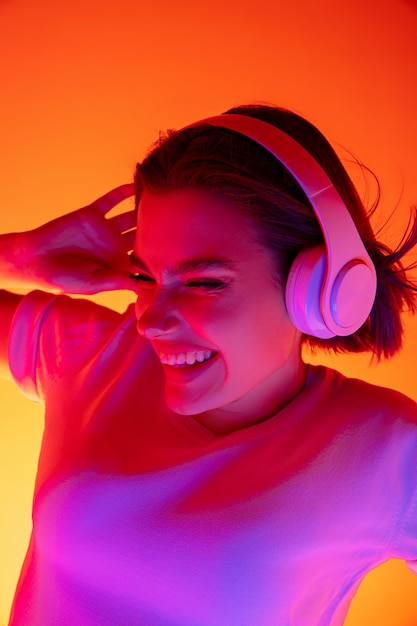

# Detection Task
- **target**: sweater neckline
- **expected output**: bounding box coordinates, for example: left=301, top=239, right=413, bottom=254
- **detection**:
left=169, top=364, right=324, bottom=444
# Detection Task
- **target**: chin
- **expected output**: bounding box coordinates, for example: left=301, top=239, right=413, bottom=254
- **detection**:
left=165, top=391, right=203, bottom=416
left=164, top=388, right=220, bottom=417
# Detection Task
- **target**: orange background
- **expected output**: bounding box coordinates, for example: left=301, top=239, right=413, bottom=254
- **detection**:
left=0, top=0, right=416, bottom=624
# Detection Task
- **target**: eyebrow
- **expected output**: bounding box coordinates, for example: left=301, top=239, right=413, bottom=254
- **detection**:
left=129, top=252, right=236, bottom=274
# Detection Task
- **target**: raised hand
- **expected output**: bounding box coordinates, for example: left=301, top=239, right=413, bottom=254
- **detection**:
left=15, top=184, right=137, bottom=294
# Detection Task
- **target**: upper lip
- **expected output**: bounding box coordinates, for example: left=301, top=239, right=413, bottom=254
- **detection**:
left=151, top=343, right=217, bottom=356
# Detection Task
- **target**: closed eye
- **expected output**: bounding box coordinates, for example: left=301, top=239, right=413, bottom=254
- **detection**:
left=185, top=279, right=227, bottom=290
left=129, top=272, right=155, bottom=283
left=129, top=273, right=228, bottom=290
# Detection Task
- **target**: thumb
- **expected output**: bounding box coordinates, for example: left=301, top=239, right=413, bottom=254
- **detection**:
left=84, top=270, right=136, bottom=294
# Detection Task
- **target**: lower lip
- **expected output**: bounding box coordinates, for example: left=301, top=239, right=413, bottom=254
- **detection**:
left=161, top=353, right=220, bottom=384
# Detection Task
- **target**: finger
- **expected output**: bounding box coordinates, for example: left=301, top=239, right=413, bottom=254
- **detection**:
left=108, top=210, right=137, bottom=232
left=86, top=270, right=137, bottom=294
left=91, top=184, right=135, bottom=215
left=122, top=230, right=137, bottom=251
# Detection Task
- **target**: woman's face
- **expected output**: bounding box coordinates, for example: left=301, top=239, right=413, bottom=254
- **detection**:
left=132, top=189, right=305, bottom=431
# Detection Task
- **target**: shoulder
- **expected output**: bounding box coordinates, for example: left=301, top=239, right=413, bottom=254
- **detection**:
left=12, top=289, right=126, bottom=322
left=9, top=290, right=137, bottom=363
left=302, top=366, right=417, bottom=501
left=10, top=290, right=135, bottom=337
left=307, top=364, right=417, bottom=427
left=8, top=290, right=138, bottom=400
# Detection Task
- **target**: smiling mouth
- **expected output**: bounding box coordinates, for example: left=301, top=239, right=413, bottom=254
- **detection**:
left=160, top=350, right=217, bottom=368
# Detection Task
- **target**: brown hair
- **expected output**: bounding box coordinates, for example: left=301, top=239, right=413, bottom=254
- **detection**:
left=134, top=104, right=417, bottom=359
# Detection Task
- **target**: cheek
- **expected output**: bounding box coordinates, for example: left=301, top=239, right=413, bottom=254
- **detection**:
left=225, top=298, right=295, bottom=362
left=177, top=290, right=241, bottom=323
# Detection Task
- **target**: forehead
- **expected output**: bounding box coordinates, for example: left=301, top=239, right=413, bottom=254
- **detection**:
left=135, top=189, right=258, bottom=261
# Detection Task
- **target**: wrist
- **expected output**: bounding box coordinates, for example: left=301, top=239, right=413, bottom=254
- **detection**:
left=0, top=230, right=48, bottom=291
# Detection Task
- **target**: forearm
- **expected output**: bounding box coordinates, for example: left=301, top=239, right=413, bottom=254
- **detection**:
left=1, top=231, right=31, bottom=291
left=0, top=230, right=60, bottom=293
left=0, top=186, right=135, bottom=296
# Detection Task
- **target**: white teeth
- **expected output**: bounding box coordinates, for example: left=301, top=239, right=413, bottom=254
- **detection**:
left=160, top=350, right=214, bottom=366
left=196, top=351, right=206, bottom=363
left=185, top=353, right=196, bottom=365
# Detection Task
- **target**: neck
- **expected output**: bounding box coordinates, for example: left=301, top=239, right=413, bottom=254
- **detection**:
left=193, top=358, right=307, bottom=437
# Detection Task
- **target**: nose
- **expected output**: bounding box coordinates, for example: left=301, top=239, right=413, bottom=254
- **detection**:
left=135, top=291, right=181, bottom=338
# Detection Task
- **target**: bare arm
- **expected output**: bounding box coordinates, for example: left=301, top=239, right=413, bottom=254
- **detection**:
left=0, top=184, right=136, bottom=380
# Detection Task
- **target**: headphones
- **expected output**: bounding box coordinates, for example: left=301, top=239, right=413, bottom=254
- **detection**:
left=183, top=114, right=377, bottom=339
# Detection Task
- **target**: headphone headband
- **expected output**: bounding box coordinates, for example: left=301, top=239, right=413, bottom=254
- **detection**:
left=182, top=113, right=377, bottom=337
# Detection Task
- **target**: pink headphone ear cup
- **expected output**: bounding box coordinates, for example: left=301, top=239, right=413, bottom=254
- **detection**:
left=285, top=246, right=336, bottom=339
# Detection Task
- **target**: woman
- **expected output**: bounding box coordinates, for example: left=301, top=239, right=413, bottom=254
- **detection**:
left=1, top=104, right=417, bottom=625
